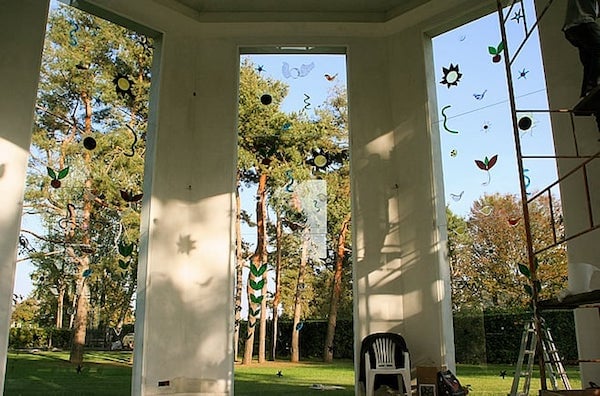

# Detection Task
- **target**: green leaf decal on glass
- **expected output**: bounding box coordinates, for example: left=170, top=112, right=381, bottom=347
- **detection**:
left=497, top=41, right=504, bottom=53
left=249, top=308, right=261, bottom=317
left=57, top=167, right=69, bottom=179
left=524, top=284, right=533, bottom=296
left=47, top=167, right=57, bottom=179
left=119, top=242, right=134, bottom=257
left=488, top=46, right=497, bottom=55
left=250, top=264, right=267, bottom=277
left=518, top=264, right=531, bottom=278
left=83, top=269, right=92, bottom=278
left=250, top=294, right=263, bottom=304
left=119, top=259, right=129, bottom=269
left=249, top=321, right=257, bottom=328
left=250, top=279, right=265, bottom=290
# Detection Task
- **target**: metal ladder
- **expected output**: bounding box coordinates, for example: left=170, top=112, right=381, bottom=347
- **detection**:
left=509, top=318, right=571, bottom=396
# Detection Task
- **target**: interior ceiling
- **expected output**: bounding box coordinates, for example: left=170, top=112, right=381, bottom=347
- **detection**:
left=159, top=0, right=432, bottom=22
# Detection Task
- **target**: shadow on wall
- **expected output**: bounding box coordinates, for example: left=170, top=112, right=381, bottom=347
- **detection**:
left=139, top=271, right=232, bottom=394
left=354, top=121, right=447, bottom=368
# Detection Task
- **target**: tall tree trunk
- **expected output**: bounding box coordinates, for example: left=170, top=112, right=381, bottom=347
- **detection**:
left=242, top=172, right=268, bottom=364
left=70, top=267, right=89, bottom=364
left=69, top=91, right=93, bottom=365
left=69, top=289, right=76, bottom=329
left=234, top=183, right=244, bottom=361
left=323, top=213, right=351, bottom=362
left=56, top=282, right=65, bottom=329
left=271, top=213, right=283, bottom=361
left=291, top=231, right=309, bottom=363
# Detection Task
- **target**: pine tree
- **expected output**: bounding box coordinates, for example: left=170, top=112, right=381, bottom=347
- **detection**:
left=21, top=5, right=152, bottom=361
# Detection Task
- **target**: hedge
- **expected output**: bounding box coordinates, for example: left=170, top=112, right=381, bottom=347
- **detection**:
left=8, top=323, right=135, bottom=350
left=9, top=311, right=577, bottom=365
left=453, top=309, right=577, bottom=364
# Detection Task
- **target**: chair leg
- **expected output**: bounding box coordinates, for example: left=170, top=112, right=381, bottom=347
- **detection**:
left=366, top=373, right=374, bottom=396
left=402, top=373, right=411, bottom=396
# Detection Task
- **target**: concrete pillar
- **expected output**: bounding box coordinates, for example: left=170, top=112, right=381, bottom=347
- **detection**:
left=536, top=0, right=600, bottom=387
left=132, top=35, right=237, bottom=395
left=0, top=0, right=49, bottom=392
left=350, top=32, right=455, bottom=389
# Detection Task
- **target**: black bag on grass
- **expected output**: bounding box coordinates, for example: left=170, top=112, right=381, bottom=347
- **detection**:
left=437, top=370, right=466, bottom=396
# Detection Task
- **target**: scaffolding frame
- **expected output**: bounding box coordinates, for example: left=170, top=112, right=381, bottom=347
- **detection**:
left=496, top=0, right=600, bottom=391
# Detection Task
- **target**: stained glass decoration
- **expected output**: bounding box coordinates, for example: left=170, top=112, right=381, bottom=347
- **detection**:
left=260, top=94, right=272, bottom=105
left=523, top=168, right=531, bottom=195
left=511, top=9, right=524, bottom=23
left=481, top=121, right=492, bottom=133
left=68, top=21, right=79, bottom=46
left=518, top=68, right=529, bottom=79
left=83, top=136, right=96, bottom=150
left=324, top=73, right=338, bottom=81
left=47, top=166, right=69, bottom=188
left=478, top=205, right=493, bottom=216
left=58, top=203, right=76, bottom=230
left=124, top=125, right=138, bottom=157
left=120, top=190, right=143, bottom=202
left=308, top=150, right=329, bottom=171
left=282, top=62, right=314, bottom=79
left=114, top=74, right=134, bottom=98
left=518, top=116, right=532, bottom=130
left=302, top=93, right=311, bottom=112
left=474, top=155, right=498, bottom=185
left=450, top=191, right=464, bottom=201
left=441, top=105, right=459, bottom=134
left=440, top=63, right=462, bottom=88
left=118, top=242, right=134, bottom=257
left=489, top=42, right=505, bottom=63
left=473, top=89, right=487, bottom=100
left=285, top=170, right=295, bottom=192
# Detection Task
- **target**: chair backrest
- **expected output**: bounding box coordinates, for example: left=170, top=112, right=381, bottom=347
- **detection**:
left=371, top=337, right=396, bottom=368
left=361, top=332, right=408, bottom=370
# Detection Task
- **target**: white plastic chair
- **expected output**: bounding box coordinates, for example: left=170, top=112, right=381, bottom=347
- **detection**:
left=364, top=335, right=411, bottom=396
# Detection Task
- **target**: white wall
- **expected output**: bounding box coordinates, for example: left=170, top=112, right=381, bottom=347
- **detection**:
left=0, top=0, right=50, bottom=391
left=1, top=0, right=496, bottom=394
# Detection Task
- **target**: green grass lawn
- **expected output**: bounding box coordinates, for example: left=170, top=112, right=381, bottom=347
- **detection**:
left=4, top=351, right=133, bottom=396
left=456, top=364, right=582, bottom=396
left=234, top=360, right=354, bottom=395
left=3, top=351, right=583, bottom=395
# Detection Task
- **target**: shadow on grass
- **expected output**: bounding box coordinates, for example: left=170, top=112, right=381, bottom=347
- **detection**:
left=4, top=351, right=131, bottom=396
left=5, top=352, right=355, bottom=396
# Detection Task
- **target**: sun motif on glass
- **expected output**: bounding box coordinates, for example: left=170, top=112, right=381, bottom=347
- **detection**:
left=114, top=74, right=134, bottom=97
left=440, top=63, right=462, bottom=88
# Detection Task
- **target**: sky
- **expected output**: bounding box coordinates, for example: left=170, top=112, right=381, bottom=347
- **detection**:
left=432, top=0, right=558, bottom=216
left=14, top=0, right=558, bottom=300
